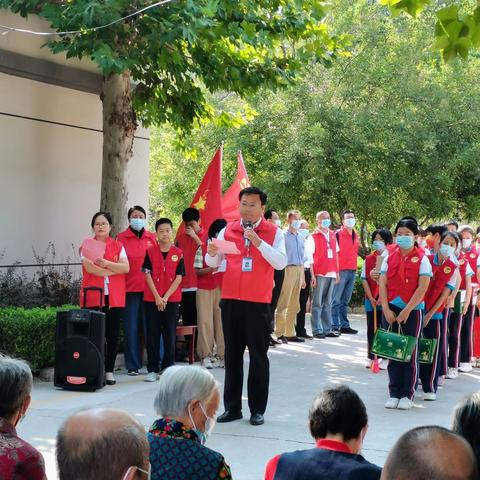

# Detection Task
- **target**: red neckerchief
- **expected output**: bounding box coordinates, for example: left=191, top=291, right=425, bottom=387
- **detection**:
left=315, top=439, right=352, bottom=454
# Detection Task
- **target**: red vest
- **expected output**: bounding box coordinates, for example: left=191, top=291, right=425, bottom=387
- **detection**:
left=463, top=249, right=478, bottom=285
left=197, top=241, right=221, bottom=290
left=176, top=230, right=204, bottom=290
left=424, top=255, right=457, bottom=313
left=144, top=244, right=183, bottom=303
left=364, top=252, right=381, bottom=299
left=117, top=228, right=157, bottom=293
left=81, top=237, right=126, bottom=308
left=459, top=256, right=470, bottom=290
left=386, top=246, right=425, bottom=304
left=336, top=227, right=359, bottom=270
left=221, top=219, right=277, bottom=303
left=312, top=230, right=338, bottom=276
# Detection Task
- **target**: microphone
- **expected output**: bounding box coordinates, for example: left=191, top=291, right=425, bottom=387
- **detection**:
left=244, top=221, right=253, bottom=248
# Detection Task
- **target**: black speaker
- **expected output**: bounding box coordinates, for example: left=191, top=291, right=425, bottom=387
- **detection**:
left=54, top=288, right=106, bottom=391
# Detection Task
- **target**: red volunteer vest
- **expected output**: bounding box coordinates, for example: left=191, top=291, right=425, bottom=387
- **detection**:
left=144, top=245, right=183, bottom=303
left=424, top=254, right=457, bottom=313
left=221, top=219, right=277, bottom=303
left=197, top=241, right=221, bottom=291
left=312, top=230, right=338, bottom=276
left=176, top=230, right=204, bottom=290
left=117, top=228, right=157, bottom=293
left=365, top=252, right=381, bottom=300
left=463, top=249, right=478, bottom=284
left=386, top=246, right=425, bottom=304
left=459, top=256, right=469, bottom=290
left=81, top=237, right=126, bottom=308
left=336, top=227, right=359, bottom=270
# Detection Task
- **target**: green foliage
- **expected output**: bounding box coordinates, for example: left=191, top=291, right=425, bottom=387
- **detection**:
left=1, top=0, right=344, bottom=132
left=0, top=305, right=77, bottom=371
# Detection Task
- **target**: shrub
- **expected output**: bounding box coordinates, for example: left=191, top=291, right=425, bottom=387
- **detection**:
left=350, top=259, right=365, bottom=307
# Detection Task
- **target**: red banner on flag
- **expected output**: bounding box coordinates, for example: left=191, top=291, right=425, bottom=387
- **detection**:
left=221, top=151, right=251, bottom=222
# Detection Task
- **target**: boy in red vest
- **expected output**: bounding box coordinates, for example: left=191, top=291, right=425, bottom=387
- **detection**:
left=143, top=218, right=185, bottom=382
left=206, top=187, right=287, bottom=426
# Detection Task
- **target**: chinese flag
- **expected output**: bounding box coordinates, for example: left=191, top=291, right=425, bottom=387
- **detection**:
left=177, top=146, right=224, bottom=237
left=221, top=151, right=251, bottom=222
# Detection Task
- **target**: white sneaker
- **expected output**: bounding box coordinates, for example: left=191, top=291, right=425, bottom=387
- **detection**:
left=446, top=367, right=458, bottom=379
left=385, top=397, right=400, bottom=409
left=438, top=375, right=446, bottom=385
left=144, top=372, right=159, bottom=382
left=201, top=358, right=213, bottom=369
left=424, top=392, right=437, bottom=401
left=216, top=358, right=225, bottom=368
left=475, top=358, right=480, bottom=368
left=397, top=397, right=414, bottom=410
left=365, top=359, right=373, bottom=369
left=379, top=358, right=389, bottom=370
left=459, top=362, right=473, bottom=373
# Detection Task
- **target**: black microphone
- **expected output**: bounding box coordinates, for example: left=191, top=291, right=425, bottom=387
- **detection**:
left=244, top=221, right=253, bottom=248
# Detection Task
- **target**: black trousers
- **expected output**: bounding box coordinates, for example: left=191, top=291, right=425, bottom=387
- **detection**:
left=102, top=296, right=124, bottom=373
left=419, top=319, right=441, bottom=393
left=296, top=269, right=311, bottom=337
left=460, top=304, right=476, bottom=363
left=180, top=291, right=197, bottom=326
left=437, top=309, right=449, bottom=376
left=145, top=301, right=179, bottom=372
left=270, top=269, right=285, bottom=332
left=221, top=299, right=270, bottom=415
left=448, top=310, right=463, bottom=368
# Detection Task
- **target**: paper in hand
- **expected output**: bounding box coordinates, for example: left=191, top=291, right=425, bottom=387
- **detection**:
left=212, top=238, right=241, bottom=255
left=81, top=238, right=106, bottom=262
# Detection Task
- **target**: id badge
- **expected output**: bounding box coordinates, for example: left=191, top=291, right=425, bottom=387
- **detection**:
left=242, top=257, right=253, bottom=272
left=327, top=248, right=333, bottom=259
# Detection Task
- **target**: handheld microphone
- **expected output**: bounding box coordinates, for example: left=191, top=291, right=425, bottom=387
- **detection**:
left=244, top=221, right=253, bottom=248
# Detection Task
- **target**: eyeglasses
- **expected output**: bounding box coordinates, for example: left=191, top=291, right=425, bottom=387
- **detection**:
left=94, top=222, right=110, bottom=227
left=122, top=465, right=151, bottom=480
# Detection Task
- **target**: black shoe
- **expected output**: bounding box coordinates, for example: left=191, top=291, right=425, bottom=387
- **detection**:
left=278, top=336, right=289, bottom=344
left=250, top=413, right=264, bottom=426
left=106, top=379, right=116, bottom=385
left=301, top=334, right=314, bottom=339
left=314, top=333, right=326, bottom=339
left=340, top=327, right=358, bottom=334
left=325, top=332, right=340, bottom=338
left=217, top=411, right=243, bottom=423
left=270, top=336, right=281, bottom=346
left=127, top=369, right=139, bottom=376
left=286, top=336, right=305, bottom=343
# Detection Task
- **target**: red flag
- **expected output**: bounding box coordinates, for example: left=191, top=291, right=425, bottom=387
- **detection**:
left=177, top=146, right=223, bottom=237
left=221, top=151, right=251, bottom=222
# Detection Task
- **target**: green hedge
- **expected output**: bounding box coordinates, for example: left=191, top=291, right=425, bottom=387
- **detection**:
left=0, top=305, right=77, bottom=372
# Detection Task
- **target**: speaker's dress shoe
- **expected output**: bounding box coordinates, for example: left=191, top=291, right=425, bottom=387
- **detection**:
left=340, top=327, right=358, bottom=334
left=250, top=413, right=264, bottom=426
left=285, top=336, right=305, bottom=343
left=217, top=411, right=243, bottom=423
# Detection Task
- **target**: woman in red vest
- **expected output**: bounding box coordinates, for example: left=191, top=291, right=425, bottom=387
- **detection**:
left=420, top=231, right=459, bottom=401
left=379, top=217, right=431, bottom=410
left=81, top=212, right=129, bottom=385
left=361, top=228, right=393, bottom=369
left=143, top=218, right=185, bottom=382
left=117, top=205, right=157, bottom=375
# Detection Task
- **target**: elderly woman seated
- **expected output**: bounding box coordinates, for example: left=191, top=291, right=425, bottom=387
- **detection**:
left=148, top=365, right=232, bottom=480
left=0, top=355, right=46, bottom=480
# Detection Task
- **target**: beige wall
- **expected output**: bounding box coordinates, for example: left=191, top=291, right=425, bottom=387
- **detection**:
left=0, top=72, right=150, bottom=265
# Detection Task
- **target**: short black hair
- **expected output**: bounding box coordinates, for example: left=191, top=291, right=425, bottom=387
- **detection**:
left=264, top=209, right=277, bottom=220
left=182, top=208, right=200, bottom=222
left=341, top=209, right=354, bottom=219
left=371, top=228, right=393, bottom=245
left=208, top=218, right=227, bottom=239
left=395, top=217, right=419, bottom=235
left=440, top=231, right=460, bottom=247
left=447, top=220, right=459, bottom=229
left=238, top=187, right=267, bottom=206
left=425, top=223, right=448, bottom=237
left=127, top=205, right=146, bottom=219
left=155, top=218, right=173, bottom=230
left=453, top=392, right=480, bottom=468
left=309, top=385, right=367, bottom=441
left=91, top=212, right=113, bottom=229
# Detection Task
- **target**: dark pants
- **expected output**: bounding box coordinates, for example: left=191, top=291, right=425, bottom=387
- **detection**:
left=437, top=309, right=449, bottom=377
left=384, top=305, right=422, bottom=400
left=460, top=304, right=475, bottom=363
left=419, top=319, right=441, bottom=393
left=145, top=301, right=179, bottom=372
left=270, top=269, right=285, bottom=332
left=366, top=308, right=382, bottom=359
left=296, top=269, right=311, bottom=337
left=102, top=296, right=123, bottom=373
left=180, top=291, right=197, bottom=326
left=221, top=299, right=270, bottom=415
left=123, top=292, right=146, bottom=371
left=448, top=310, right=463, bottom=368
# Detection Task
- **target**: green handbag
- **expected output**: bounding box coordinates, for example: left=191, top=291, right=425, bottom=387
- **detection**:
left=418, top=336, right=438, bottom=364
left=371, top=325, right=418, bottom=362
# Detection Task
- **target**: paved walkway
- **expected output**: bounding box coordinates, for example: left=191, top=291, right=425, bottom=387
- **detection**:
left=22, top=314, right=480, bottom=479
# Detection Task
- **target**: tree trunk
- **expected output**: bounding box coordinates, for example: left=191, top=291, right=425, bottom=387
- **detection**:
left=100, top=72, right=137, bottom=236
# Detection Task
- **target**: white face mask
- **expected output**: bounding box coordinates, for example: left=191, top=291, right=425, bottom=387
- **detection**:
left=462, top=239, right=472, bottom=249
left=274, top=219, right=282, bottom=227
left=122, top=466, right=150, bottom=480
left=344, top=218, right=356, bottom=228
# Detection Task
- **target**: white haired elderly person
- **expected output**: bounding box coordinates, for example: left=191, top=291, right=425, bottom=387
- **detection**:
left=0, top=355, right=46, bottom=480
left=148, top=366, right=232, bottom=480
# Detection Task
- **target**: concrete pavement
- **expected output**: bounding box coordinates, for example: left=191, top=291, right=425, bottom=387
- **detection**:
left=21, top=314, right=480, bottom=479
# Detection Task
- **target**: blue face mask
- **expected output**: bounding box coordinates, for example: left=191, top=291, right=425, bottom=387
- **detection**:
left=291, top=220, right=302, bottom=230
left=396, top=235, right=414, bottom=249
left=321, top=219, right=331, bottom=229
left=298, top=229, right=310, bottom=239
left=345, top=218, right=356, bottom=228
left=440, top=244, right=455, bottom=258
left=372, top=240, right=385, bottom=252
left=130, top=218, right=146, bottom=231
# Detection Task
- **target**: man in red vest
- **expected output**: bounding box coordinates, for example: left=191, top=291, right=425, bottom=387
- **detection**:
left=332, top=210, right=360, bottom=334
left=206, top=187, right=287, bottom=426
